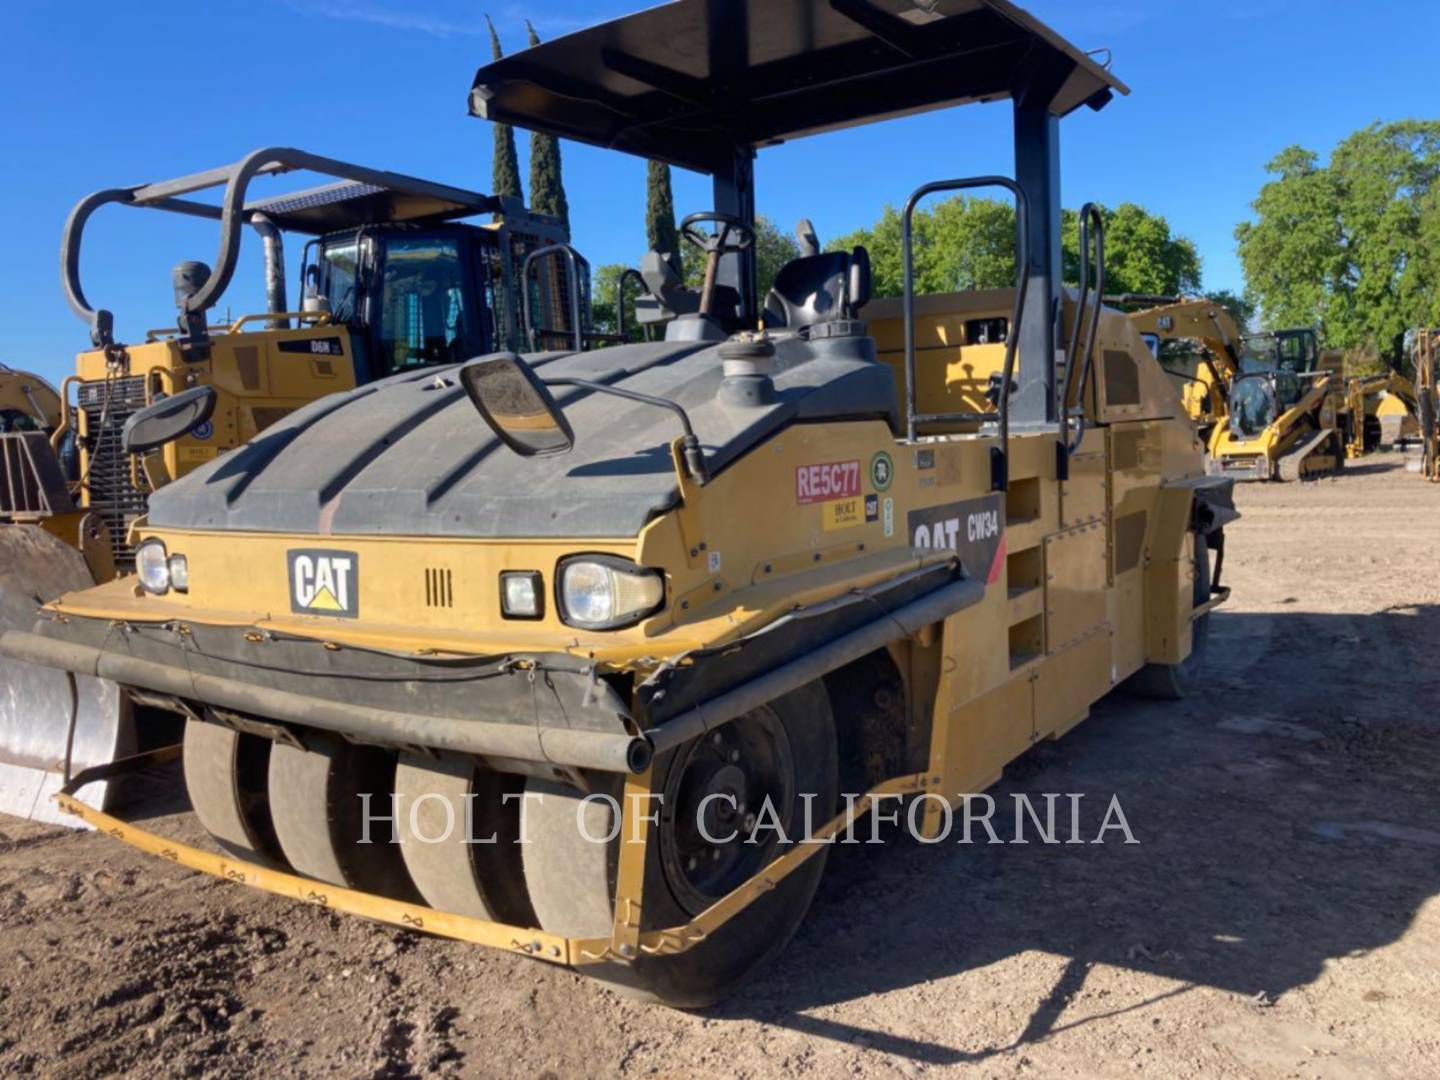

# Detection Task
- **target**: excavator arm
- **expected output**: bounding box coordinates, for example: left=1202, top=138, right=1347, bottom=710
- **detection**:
left=1118, top=297, right=1243, bottom=426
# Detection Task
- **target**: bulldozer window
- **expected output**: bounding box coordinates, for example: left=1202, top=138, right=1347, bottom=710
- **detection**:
left=317, top=242, right=360, bottom=322
left=378, top=236, right=472, bottom=375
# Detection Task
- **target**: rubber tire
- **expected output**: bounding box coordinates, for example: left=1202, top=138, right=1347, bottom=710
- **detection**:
left=394, top=751, right=536, bottom=925
left=520, top=680, right=839, bottom=1009
left=182, top=719, right=288, bottom=870
left=267, top=732, right=419, bottom=901
left=1128, top=531, right=1212, bottom=700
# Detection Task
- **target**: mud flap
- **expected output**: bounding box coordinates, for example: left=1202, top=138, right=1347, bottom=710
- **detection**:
left=0, top=526, right=131, bottom=828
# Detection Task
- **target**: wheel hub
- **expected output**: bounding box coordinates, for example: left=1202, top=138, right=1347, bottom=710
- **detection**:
left=659, top=708, right=795, bottom=915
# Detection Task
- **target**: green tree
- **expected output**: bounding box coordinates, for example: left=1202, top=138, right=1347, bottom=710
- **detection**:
left=485, top=16, right=523, bottom=202
left=1235, top=147, right=1342, bottom=334
left=830, top=197, right=1202, bottom=298
left=1236, top=122, right=1440, bottom=348
left=591, top=263, right=642, bottom=341
left=524, top=22, right=569, bottom=237
left=646, top=161, right=682, bottom=275
left=1065, top=203, right=1201, bottom=297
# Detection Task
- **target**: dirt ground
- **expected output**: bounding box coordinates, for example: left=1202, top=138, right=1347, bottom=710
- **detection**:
left=2, top=452, right=1438, bottom=1079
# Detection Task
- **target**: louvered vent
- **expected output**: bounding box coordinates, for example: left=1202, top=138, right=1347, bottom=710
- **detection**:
left=78, top=376, right=149, bottom=570
left=425, top=568, right=454, bottom=608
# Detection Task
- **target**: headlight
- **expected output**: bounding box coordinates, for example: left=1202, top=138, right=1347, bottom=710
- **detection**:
left=558, top=556, right=665, bottom=630
left=135, top=539, right=171, bottom=595
left=168, top=554, right=189, bottom=593
left=500, top=571, right=543, bottom=619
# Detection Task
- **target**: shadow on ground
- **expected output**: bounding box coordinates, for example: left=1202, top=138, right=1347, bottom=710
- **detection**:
left=708, top=602, right=1440, bottom=1064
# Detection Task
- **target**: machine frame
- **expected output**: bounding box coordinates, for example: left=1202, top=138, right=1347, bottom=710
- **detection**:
left=3, top=0, right=1234, bottom=1003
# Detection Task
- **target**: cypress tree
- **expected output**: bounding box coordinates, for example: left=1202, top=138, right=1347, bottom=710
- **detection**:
left=486, top=16, right=523, bottom=202
left=525, top=21, right=570, bottom=238
left=646, top=160, right=681, bottom=273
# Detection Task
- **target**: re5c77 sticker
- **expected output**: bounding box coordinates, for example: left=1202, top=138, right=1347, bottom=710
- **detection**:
left=796, top=460, right=861, bottom=505
left=907, top=494, right=1006, bottom=585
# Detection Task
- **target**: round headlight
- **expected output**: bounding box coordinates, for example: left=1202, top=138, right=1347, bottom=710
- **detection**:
left=135, top=539, right=171, bottom=595
left=558, top=557, right=664, bottom=630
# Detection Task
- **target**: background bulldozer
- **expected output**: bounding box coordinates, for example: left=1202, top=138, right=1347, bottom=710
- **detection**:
left=0, top=149, right=576, bottom=824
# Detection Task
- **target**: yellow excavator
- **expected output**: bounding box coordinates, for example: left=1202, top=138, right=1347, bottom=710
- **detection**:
left=0, top=148, right=575, bottom=824
left=1114, top=295, right=1241, bottom=437
left=1207, top=328, right=1346, bottom=481
left=1342, top=369, right=1420, bottom=459
left=0, top=365, right=62, bottom=434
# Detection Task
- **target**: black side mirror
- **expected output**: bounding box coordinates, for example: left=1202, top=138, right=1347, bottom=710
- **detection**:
left=122, top=386, right=217, bottom=455
left=459, top=354, right=574, bottom=457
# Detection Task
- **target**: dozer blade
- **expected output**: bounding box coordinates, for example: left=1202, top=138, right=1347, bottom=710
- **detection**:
left=0, top=525, right=131, bottom=827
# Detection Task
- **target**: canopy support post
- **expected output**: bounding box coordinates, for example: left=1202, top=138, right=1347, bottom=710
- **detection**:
left=712, top=149, right=758, bottom=326
left=1010, top=67, right=1070, bottom=428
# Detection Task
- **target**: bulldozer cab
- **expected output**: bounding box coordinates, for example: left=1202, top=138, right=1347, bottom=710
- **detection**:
left=302, top=224, right=502, bottom=382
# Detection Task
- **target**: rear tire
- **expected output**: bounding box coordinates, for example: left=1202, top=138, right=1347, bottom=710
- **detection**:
left=520, top=680, right=839, bottom=1008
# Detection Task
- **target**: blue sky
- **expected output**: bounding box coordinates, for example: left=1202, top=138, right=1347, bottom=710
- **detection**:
left=2, top=0, right=1436, bottom=384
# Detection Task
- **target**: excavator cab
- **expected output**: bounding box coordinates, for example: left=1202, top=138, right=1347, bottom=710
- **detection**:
left=1241, top=328, right=1320, bottom=375
left=1227, top=368, right=1303, bottom=440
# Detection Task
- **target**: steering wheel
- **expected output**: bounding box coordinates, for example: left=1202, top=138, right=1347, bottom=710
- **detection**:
left=680, top=211, right=756, bottom=255
left=680, top=212, right=755, bottom=318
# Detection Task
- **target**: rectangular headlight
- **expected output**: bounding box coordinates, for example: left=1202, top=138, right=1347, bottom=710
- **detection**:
left=500, top=571, right=544, bottom=619
left=168, top=554, right=189, bottom=593
left=558, top=556, right=664, bottom=631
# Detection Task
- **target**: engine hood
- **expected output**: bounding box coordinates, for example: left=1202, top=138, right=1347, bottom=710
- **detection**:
left=147, top=335, right=896, bottom=540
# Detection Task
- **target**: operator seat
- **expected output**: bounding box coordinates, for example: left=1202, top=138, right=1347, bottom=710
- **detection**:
left=638, top=251, right=744, bottom=342
left=763, top=245, right=871, bottom=334
left=638, top=252, right=698, bottom=320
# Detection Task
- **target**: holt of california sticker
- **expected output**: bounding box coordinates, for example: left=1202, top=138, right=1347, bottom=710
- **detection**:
left=822, top=496, right=864, bottom=531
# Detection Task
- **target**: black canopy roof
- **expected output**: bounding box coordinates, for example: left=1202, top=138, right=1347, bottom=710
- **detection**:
left=469, top=0, right=1128, bottom=175
left=121, top=149, right=507, bottom=236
